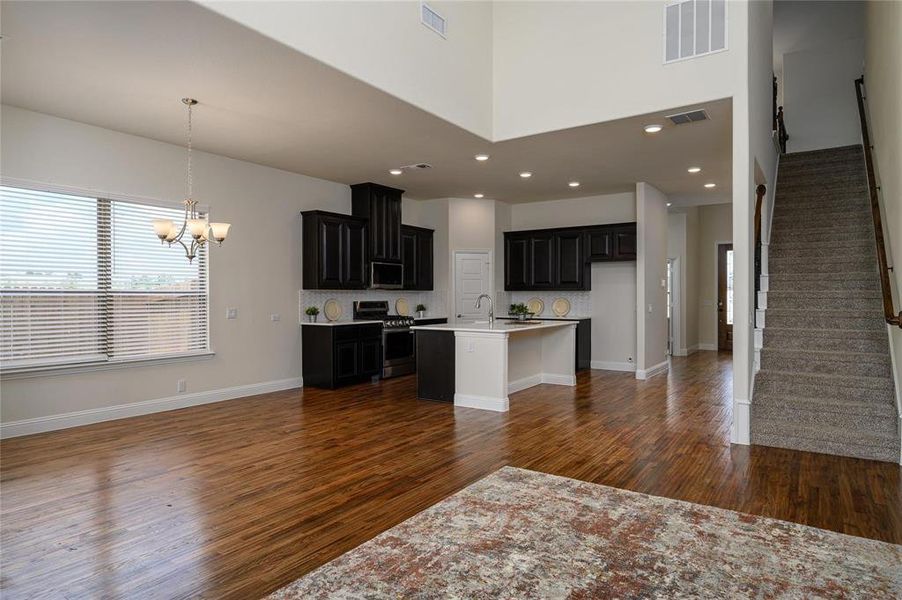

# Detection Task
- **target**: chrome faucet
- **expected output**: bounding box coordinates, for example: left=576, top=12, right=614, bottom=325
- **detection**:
left=475, top=293, right=494, bottom=326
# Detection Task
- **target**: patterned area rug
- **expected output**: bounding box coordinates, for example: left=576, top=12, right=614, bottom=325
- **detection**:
left=267, top=466, right=901, bottom=599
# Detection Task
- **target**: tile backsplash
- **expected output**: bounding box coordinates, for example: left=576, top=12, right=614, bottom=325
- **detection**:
left=507, top=291, right=591, bottom=318
left=299, top=289, right=448, bottom=323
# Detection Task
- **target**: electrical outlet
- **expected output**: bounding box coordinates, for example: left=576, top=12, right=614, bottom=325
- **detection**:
left=648, top=304, right=653, bottom=313
left=271, top=313, right=281, bottom=322
left=177, top=379, right=186, bottom=393
left=226, top=307, right=238, bottom=320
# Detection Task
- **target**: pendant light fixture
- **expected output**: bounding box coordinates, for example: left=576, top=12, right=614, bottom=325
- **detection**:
left=153, top=98, right=231, bottom=262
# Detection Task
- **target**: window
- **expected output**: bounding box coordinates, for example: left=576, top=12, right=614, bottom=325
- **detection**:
left=0, top=185, right=209, bottom=372
left=664, top=0, right=727, bottom=63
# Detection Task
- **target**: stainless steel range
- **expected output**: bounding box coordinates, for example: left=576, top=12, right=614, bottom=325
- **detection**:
left=353, top=300, right=416, bottom=378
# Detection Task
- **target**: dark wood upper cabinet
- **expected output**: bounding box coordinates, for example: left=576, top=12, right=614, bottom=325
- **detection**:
left=400, top=224, right=434, bottom=290
left=351, top=183, right=403, bottom=263
left=504, top=222, right=636, bottom=291
left=505, top=233, right=531, bottom=291
left=301, top=210, right=368, bottom=290
left=530, top=233, right=555, bottom=288
left=612, top=225, right=637, bottom=260
left=554, top=230, right=585, bottom=289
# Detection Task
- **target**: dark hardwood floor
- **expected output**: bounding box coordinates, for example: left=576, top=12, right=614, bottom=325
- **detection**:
left=1, top=352, right=899, bottom=598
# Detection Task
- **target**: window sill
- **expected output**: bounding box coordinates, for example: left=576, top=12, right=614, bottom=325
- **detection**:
left=0, top=351, right=216, bottom=380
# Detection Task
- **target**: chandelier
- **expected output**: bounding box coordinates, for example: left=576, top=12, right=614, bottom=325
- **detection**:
left=153, top=98, right=231, bottom=262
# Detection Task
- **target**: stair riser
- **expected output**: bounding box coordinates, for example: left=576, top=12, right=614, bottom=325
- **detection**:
left=769, top=257, right=876, bottom=273
left=760, top=354, right=893, bottom=378
left=751, top=431, right=899, bottom=463
left=771, top=215, right=872, bottom=231
left=756, top=373, right=895, bottom=397
left=753, top=394, right=897, bottom=418
left=774, top=197, right=868, bottom=211
left=762, top=334, right=889, bottom=354
left=766, top=297, right=883, bottom=311
left=766, top=313, right=884, bottom=330
left=752, top=407, right=899, bottom=436
left=768, top=242, right=874, bottom=258
left=776, top=177, right=867, bottom=191
left=770, top=228, right=873, bottom=244
left=767, top=278, right=879, bottom=292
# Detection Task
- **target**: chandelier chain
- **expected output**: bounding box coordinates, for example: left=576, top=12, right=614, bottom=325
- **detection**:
left=185, top=101, right=193, bottom=202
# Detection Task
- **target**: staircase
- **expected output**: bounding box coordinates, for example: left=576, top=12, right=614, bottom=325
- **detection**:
left=751, top=145, right=901, bottom=463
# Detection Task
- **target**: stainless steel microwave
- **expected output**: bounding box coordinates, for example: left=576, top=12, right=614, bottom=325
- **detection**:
left=370, top=261, right=403, bottom=289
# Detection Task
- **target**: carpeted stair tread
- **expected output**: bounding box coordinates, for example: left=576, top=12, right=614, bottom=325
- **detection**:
left=770, top=226, right=873, bottom=244
left=768, top=238, right=875, bottom=254
left=751, top=427, right=899, bottom=463
left=764, top=308, right=885, bottom=330
left=765, top=290, right=882, bottom=311
left=759, top=349, right=892, bottom=378
left=768, top=256, right=876, bottom=274
left=756, top=369, right=895, bottom=393
left=752, top=392, right=897, bottom=418
left=762, top=327, right=890, bottom=353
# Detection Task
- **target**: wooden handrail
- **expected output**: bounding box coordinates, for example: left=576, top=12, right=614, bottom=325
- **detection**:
left=855, top=77, right=902, bottom=328
left=754, top=184, right=765, bottom=307
left=776, top=106, right=788, bottom=154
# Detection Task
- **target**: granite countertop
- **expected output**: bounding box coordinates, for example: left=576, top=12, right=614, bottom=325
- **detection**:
left=410, top=320, right=576, bottom=334
left=497, top=315, right=589, bottom=321
left=300, top=320, right=383, bottom=326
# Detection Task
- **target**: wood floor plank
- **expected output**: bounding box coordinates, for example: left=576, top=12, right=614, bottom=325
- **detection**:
left=1, top=352, right=899, bottom=599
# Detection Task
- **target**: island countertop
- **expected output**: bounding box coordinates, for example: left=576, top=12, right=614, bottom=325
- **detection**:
left=410, top=320, right=576, bottom=334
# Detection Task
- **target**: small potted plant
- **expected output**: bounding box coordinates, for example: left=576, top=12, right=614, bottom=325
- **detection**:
left=305, top=306, right=320, bottom=323
left=415, top=303, right=426, bottom=319
left=509, top=303, right=533, bottom=321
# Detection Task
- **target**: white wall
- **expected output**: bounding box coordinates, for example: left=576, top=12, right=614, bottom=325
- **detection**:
left=492, top=0, right=745, bottom=140
left=865, top=0, right=902, bottom=422
left=0, top=105, right=351, bottom=428
left=201, top=0, right=494, bottom=139
left=509, top=192, right=636, bottom=230
left=733, top=0, right=778, bottom=444
left=783, top=37, right=865, bottom=152
left=636, top=182, right=669, bottom=377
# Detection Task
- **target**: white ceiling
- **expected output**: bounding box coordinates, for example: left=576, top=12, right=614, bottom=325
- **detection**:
left=0, top=0, right=732, bottom=204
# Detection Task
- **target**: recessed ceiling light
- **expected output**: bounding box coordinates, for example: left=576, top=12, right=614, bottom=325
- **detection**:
left=666, top=202, right=672, bottom=207
left=644, top=124, right=663, bottom=133
left=474, top=154, right=490, bottom=161
left=520, top=172, right=532, bottom=178
left=568, top=181, right=580, bottom=188
left=389, top=169, right=403, bottom=175
left=687, top=167, right=701, bottom=173
left=474, top=193, right=484, bottom=198
left=704, top=183, right=716, bottom=188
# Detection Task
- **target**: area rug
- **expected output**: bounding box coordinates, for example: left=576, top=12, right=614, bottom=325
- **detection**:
left=267, top=466, right=901, bottom=599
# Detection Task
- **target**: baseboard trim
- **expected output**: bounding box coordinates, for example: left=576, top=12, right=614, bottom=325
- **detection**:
left=672, top=345, right=699, bottom=357
left=454, top=393, right=509, bottom=412
left=591, top=360, right=636, bottom=372
left=508, top=373, right=576, bottom=394
left=508, top=374, right=542, bottom=394
left=697, top=343, right=718, bottom=351
left=731, top=397, right=751, bottom=445
left=636, top=360, right=669, bottom=380
left=0, top=377, right=303, bottom=439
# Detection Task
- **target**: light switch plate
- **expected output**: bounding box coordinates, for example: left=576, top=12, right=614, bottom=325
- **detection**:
left=271, top=314, right=281, bottom=322
left=227, top=308, right=238, bottom=319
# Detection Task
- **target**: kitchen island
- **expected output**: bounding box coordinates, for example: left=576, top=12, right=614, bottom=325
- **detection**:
left=411, top=320, right=576, bottom=412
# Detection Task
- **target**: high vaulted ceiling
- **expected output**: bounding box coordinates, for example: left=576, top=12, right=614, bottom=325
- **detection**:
left=0, top=1, right=732, bottom=204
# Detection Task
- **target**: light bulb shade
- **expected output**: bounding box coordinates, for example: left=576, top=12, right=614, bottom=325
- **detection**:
left=209, top=222, right=231, bottom=243
left=188, top=218, right=208, bottom=238
left=153, top=219, right=174, bottom=240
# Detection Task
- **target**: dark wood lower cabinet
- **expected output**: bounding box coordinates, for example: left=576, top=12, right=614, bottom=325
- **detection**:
left=302, top=323, right=382, bottom=389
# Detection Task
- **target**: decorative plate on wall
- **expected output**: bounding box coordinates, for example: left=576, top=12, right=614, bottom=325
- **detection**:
left=323, top=299, right=342, bottom=322
left=395, top=298, right=410, bottom=316
left=526, top=298, right=545, bottom=316
left=551, top=297, right=571, bottom=317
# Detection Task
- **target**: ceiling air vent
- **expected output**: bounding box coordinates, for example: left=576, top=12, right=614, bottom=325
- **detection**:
left=420, top=2, right=447, bottom=38
left=666, top=109, right=710, bottom=125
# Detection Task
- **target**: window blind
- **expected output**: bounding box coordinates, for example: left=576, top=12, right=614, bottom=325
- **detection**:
left=0, top=185, right=209, bottom=371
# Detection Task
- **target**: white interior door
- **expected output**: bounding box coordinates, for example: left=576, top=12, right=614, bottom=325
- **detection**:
left=455, top=252, right=491, bottom=322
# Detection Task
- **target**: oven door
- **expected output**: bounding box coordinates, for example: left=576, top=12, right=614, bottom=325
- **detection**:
left=383, top=328, right=415, bottom=366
